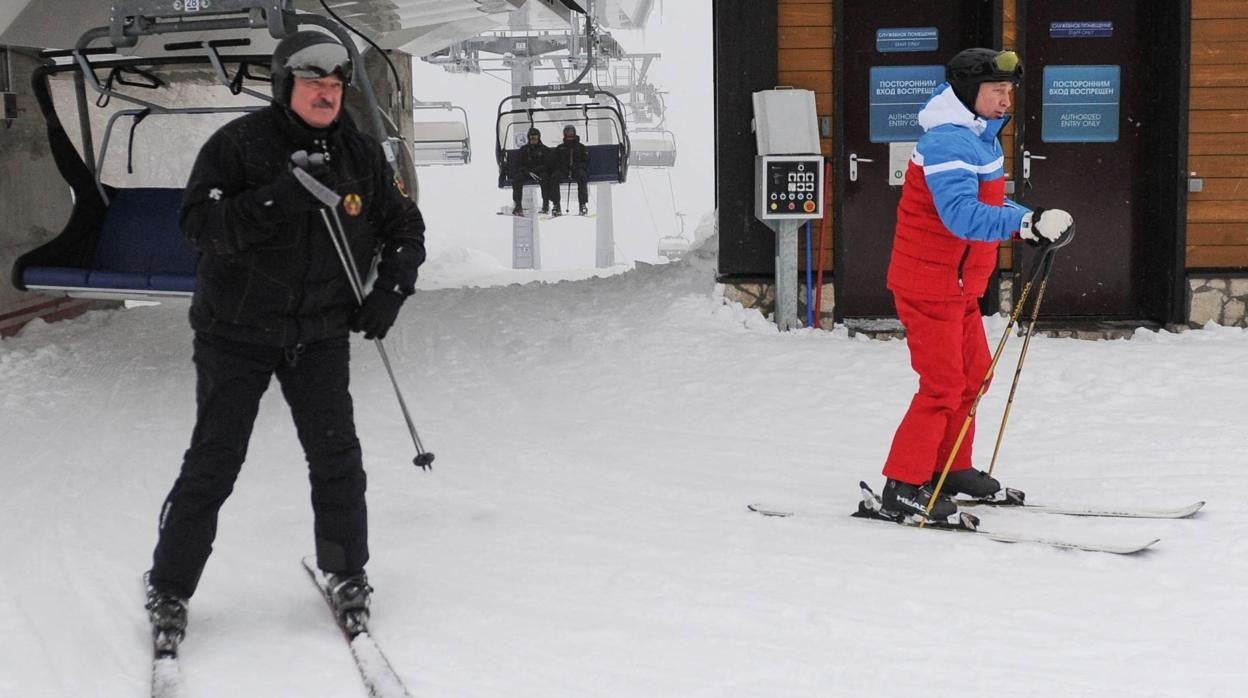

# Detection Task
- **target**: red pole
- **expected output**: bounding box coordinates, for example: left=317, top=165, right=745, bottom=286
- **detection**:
left=813, top=159, right=832, bottom=326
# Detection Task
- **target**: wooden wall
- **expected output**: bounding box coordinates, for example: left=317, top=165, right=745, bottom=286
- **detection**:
left=775, top=0, right=1247, bottom=273
left=777, top=0, right=833, bottom=270
left=1188, top=0, right=1248, bottom=269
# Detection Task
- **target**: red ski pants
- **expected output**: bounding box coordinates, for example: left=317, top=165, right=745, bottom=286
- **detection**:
left=883, top=294, right=992, bottom=485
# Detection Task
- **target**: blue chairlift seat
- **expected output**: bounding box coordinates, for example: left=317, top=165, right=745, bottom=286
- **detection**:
left=18, top=187, right=198, bottom=297
left=497, top=144, right=627, bottom=188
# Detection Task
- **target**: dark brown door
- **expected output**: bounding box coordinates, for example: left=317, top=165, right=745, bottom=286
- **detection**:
left=835, top=0, right=997, bottom=320
left=1014, top=2, right=1175, bottom=321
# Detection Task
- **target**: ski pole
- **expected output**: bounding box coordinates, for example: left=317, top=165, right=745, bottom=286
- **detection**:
left=292, top=163, right=436, bottom=471
left=984, top=232, right=1071, bottom=477
left=920, top=227, right=1075, bottom=526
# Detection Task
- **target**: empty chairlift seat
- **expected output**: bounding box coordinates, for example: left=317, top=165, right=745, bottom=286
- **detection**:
left=410, top=121, right=471, bottom=165
left=410, top=103, right=471, bottom=166
left=627, top=129, right=677, bottom=168
left=16, top=188, right=198, bottom=297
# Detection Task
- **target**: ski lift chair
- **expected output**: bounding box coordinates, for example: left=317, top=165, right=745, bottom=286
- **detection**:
left=410, top=101, right=471, bottom=166
left=12, top=0, right=396, bottom=300
left=627, top=128, right=676, bottom=168
left=656, top=235, right=690, bottom=260
left=495, top=87, right=631, bottom=190
left=11, top=56, right=266, bottom=299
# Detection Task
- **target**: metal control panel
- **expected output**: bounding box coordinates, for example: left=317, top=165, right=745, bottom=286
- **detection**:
left=755, top=155, right=824, bottom=220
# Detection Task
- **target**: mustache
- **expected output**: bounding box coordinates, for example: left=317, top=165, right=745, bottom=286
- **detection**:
left=312, top=98, right=336, bottom=108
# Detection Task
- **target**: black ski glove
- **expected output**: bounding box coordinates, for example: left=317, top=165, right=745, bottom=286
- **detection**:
left=269, top=151, right=338, bottom=212
left=351, top=287, right=407, bottom=340
left=260, top=166, right=334, bottom=216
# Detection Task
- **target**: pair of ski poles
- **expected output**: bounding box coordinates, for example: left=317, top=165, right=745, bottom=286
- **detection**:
left=919, top=226, right=1076, bottom=526
left=291, top=152, right=435, bottom=470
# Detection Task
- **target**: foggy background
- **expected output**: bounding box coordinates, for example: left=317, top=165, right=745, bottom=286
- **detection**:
left=407, top=0, right=713, bottom=271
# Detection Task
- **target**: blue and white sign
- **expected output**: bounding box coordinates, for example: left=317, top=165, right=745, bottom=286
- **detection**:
left=869, top=65, right=944, bottom=143
left=1042, top=65, right=1120, bottom=143
left=877, top=27, right=938, bottom=53
left=1050, top=21, right=1113, bottom=38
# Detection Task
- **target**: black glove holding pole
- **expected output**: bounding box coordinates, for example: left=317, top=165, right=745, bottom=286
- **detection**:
left=352, top=287, right=407, bottom=340
left=254, top=150, right=338, bottom=216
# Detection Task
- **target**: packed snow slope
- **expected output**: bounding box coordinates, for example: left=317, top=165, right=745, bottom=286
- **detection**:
left=1, top=239, right=1245, bottom=697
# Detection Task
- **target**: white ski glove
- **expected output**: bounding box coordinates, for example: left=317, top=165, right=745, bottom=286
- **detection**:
left=1020, top=208, right=1073, bottom=246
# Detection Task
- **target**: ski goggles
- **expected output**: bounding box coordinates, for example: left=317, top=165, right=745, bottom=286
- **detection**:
left=992, top=50, right=1022, bottom=76
left=286, top=42, right=352, bottom=82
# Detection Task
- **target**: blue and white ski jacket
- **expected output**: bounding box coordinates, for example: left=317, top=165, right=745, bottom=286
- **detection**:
left=887, top=83, right=1031, bottom=300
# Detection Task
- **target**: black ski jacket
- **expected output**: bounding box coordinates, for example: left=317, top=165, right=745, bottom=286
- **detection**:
left=551, top=136, right=589, bottom=178
left=512, top=142, right=551, bottom=179
left=181, top=106, right=426, bottom=347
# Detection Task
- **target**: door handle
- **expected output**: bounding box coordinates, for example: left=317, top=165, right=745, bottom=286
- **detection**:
left=1022, top=150, right=1047, bottom=181
left=849, top=153, right=874, bottom=182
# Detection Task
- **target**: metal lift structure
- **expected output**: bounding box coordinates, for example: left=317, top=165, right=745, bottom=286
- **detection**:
left=425, top=0, right=661, bottom=270
left=10, top=0, right=403, bottom=299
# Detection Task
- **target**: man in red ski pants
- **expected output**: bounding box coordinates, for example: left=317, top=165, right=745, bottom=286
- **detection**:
left=878, top=48, right=1073, bottom=521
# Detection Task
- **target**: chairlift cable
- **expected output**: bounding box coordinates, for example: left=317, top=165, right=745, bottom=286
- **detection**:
left=637, top=170, right=662, bottom=238
left=318, top=0, right=402, bottom=104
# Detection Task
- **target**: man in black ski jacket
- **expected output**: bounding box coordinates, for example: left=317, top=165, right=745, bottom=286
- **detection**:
left=144, top=30, right=426, bottom=645
left=550, top=124, right=590, bottom=216
left=511, top=127, right=554, bottom=215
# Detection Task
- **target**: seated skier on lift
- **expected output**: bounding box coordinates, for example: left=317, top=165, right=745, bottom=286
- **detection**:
left=511, top=127, right=554, bottom=216
left=550, top=124, right=590, bottom=216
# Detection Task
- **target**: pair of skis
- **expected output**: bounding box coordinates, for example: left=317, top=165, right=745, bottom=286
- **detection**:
left=497, top=210, right=594, bottom=220
left=146, top=558, right=411, bottom=698
left=748, top=481, right=1204, bottom=555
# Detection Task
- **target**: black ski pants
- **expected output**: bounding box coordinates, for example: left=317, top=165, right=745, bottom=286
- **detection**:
left=552, top=170, right=588, bottom=208
left=512, top=171, right=555, bottom=208
left=150, top=332, right=367, bottom=599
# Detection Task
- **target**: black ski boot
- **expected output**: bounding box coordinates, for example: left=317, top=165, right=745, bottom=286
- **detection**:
left=938, top=468, right=1001, bottom=499
left=512, top=204, right=524, bottom=216
left=579, top=204, right=588, bottom=216
left=551, top=204, right=562, bottom=217
left=880, top=478, right=958, bottom=521
left=327, top=571, right=372, bottom=636
left=144, top=582, right=188, bottom=657
left=540, top=203, right=550, bottom=215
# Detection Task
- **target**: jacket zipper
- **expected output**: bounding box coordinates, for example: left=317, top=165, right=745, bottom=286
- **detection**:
left=956, top=245, right=971, bottom=295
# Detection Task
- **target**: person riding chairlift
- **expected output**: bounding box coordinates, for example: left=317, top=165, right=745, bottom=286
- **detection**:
left=549, top=124, right=590, bottom=216
left=511, top=127, right=554, bottom=216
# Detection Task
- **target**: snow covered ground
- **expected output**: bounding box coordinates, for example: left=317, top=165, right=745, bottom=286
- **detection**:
left=1, top=238, right=1245, bottom=697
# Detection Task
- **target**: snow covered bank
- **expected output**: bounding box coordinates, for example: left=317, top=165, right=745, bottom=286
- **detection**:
left=2, top=240, right=1245, bottom=697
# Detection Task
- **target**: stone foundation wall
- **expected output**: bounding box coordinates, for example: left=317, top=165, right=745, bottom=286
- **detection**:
left=725, top=273, right=1248, bottom=333
left=723, top=282, right=836, bottom=330
left=1188, top=275, right=1248, bottom=327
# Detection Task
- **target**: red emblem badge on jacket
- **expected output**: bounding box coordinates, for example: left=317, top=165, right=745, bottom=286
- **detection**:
left=343, top=193, right=363, bottom=216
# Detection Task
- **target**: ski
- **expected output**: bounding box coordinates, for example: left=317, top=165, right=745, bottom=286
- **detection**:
left=749, top=483, right=1162, bottom=555
left=142, top=573, right=186, bottom=698
left=955, top=489, right=1205, bottom=519
left=302, top=557, right=413, bottom=698
left=150, top=655, right=184, bottom=698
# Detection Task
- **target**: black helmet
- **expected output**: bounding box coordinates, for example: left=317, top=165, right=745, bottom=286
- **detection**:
left=527, top=127, right=541, bottom=138
left=562, top=124, right=577, bottom=136
left=946, top=48, right=1022, bottom=111
left=270, top=30, right=352, bottom=106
